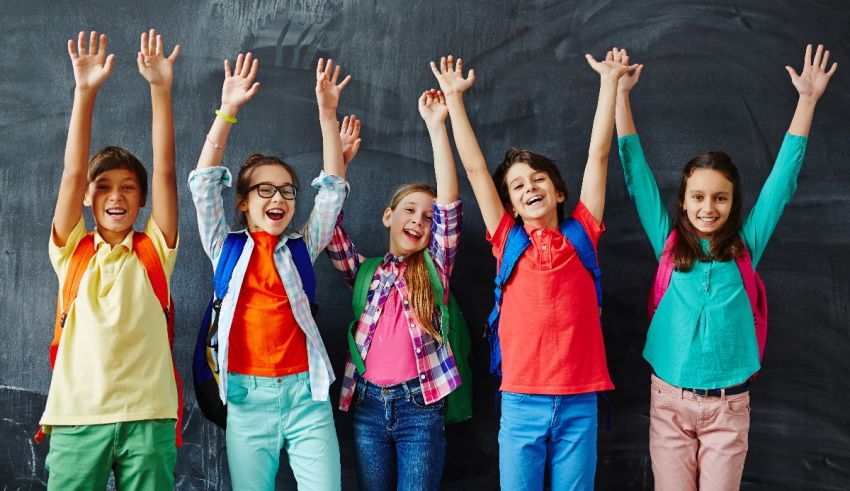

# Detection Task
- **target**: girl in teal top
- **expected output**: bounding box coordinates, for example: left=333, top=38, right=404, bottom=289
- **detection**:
left=613, top=45, right=837, bottom=489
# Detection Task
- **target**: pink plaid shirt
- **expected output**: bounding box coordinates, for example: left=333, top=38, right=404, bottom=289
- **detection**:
left=327, top=200, right=463, bottom=411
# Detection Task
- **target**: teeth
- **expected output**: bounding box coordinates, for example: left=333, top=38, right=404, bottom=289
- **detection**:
left=526, top=196, right=543, bottom=205
left=404, top=229, right=421, bottom=239
left=266, top=209, right=285, bottom=220
left=106, top=208, right=126, bottom=216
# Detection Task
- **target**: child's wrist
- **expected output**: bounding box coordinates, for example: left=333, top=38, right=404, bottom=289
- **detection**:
left=218, top=104, right=239, bottom=118
left=797, top=95, right=818, bottom=106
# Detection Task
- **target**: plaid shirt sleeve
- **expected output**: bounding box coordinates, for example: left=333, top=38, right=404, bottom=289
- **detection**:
left=301, top=171, right=350, bottom=263
left=428, top=200, right=463, bottom=296
left=325, top=213, right=365, bottom=288
left=187, top=166, right=232, bottom=265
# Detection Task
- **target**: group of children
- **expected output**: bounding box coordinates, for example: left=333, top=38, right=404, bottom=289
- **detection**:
left=41, top=28, right=836, bottom=491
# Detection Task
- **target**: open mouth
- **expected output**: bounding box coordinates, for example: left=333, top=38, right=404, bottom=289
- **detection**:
left=403, top=228, right=422, bottom=241
left=525, top=195, right=543, bottom=207
left=266, top=208, right=286, bottom=221
left=105, top=208, right=127, bottom=218
left=697, top=216, right=719, bottom=224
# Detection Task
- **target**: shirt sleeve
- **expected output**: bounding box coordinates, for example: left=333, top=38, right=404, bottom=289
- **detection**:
left=301, top=171, right=350, bottom=263
left=571, top=201, right=605, bottom=248
left=486, top=211, right=518, bottom=268
left=325, top=213, right=363, bottom=288
left=187, top=166, right=232, bottom=265
left=48, top=217, right=87, bottom=282
left=428, top=199, right=462, bottom=292
left=618, top=134, right=672, bottom=259
left=740, top=133, right=808, bottom=267
left=143, top=216, right=179, bottom=279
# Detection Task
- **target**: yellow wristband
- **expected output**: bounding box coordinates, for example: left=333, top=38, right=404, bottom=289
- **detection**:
left=215, top=109, right=237, bottom=124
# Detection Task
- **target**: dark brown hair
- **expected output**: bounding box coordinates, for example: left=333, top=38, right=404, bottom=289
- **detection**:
left=88, top=146, right=148, bottom=205
left=492, top=147, right=568, bottom=223
left=386, top=183, right=443, bottom=343
left=235, top=154, right=300, bottom=228
left=673, top=151, right=744, bottom=271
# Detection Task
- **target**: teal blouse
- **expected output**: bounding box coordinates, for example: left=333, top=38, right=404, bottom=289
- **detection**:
left=618, top=133, right=807, bottom=388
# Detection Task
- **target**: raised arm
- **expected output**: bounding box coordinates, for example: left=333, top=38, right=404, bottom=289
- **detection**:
left=614, top=49, right=644, bottom=138
left=196, top=52, right=260, bottom=171
left=580, top=49, right=631, bottom=223
left=786, top=43, right=838, bottom=137
left=315, top=58, right=351, bottom=179
left=431, top=55, right=503, bottom=235
left=418, top=89, right=458, bottom=204
left=54, top=31, right=115, bottom=246
left=137, top=29, right=180, bottom=247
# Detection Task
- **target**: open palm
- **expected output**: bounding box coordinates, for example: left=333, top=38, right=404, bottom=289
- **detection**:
left=787, top=44, right=838, bottom=101
left=68, top=31, right=114, bottom=90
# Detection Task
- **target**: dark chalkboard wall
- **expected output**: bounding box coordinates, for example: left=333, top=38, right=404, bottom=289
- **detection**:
left=1, top=1, right=848, bottom=489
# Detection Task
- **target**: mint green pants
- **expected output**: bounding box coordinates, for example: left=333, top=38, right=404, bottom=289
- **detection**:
left=226, top=371, right=341, bottom=490
left=45, top=419, right=176, bottom=490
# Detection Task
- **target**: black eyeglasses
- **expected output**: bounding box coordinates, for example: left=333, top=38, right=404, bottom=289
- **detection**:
left=249, top=183, right=298, bottom=200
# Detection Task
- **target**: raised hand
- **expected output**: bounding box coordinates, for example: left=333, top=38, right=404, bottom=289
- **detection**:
left=316, top=58, right=351, bottom=112
left=429, top=55, right=475, bottom=97
left=221, top=53, right=260, bottom=114
left=786, top=44, right=838, bottom=102
left=612, top=47, right=643, bottom=93
left=418, top=89, right=449, bottom=127
left=340, top=114, right=362, bottom=165
left=585, top=49, right=632, bottom=81
left=136, top=29, right=181, bottom=88
left=67, top=31, right=115, bottom=90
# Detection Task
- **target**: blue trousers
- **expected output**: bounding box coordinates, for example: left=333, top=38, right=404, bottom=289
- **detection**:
left=499, top=391, right=598, bottom=491
left=351, top=374, right=446, bottom=491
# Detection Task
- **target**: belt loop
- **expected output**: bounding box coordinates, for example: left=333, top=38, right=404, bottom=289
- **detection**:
left=251, top=376, right=258, bottom=389
left=680, top=387, right=685, bottom=399
left=402, top=380, right=412, bottom=399
left=720, top=388, right=726, bottom=401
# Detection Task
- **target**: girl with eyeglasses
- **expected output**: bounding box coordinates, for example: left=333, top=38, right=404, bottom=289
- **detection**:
left=188, top=53, right=361, bottom=490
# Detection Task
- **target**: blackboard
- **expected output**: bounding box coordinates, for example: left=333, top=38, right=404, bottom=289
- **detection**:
left=1, top=1, right=848, bottom=489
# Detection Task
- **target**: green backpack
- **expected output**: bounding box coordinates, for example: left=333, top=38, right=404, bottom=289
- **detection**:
left=348, top=251, right=472, bottom=424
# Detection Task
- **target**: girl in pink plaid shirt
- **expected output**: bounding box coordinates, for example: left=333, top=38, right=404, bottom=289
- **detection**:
left=326, top=89, right=463, bottom=491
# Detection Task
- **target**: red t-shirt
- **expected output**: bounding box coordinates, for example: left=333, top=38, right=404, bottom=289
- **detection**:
left=229, top=232, right=309, bottom=376
left=487, top=202, right=614, bottom=394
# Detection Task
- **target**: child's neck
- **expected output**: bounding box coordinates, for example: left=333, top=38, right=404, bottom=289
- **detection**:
left=96, top=226, right=133, bottom=247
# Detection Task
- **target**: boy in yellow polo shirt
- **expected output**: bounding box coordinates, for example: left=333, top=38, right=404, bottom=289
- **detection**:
left=42, top=30, right=181, bottom=490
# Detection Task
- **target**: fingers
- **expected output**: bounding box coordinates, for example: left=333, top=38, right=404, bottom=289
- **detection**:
left=418, top=90, right=428, bottom=107
left=103, top=54, right=115, bottom=76
left=584, top=53, right=597, bottom=67
left=76, top=31, right=86, bottom=58
left=316, top=58, right=325, bottom=80
left=456, top=58, right=463, bottom=73
left=467, top=68, right=476, bottom=84
left=97, top=34, right=107, bottom=59
left=826, top=62, right=838, bottom=77
left=332, top=65, right=341, bottom=84
left=436, top=89, right=446, bottom=104
left=429, top=60, right=441, bottom=78
left=168, top=44, right=181, bottom=62
left=247, top=82, right=261, bottom=98
left=337, top=74, right=352, bottom=91
left=804, top=44, right=812, bottom=68
left=234, top=53, right=244, bottom=77
left=341, top=115, right=350, bottom=133
left=148, top=29, right=156, bottom=56
left=246, top=57, right=258, bottom=82
left=67, top=39, right=76, bottom=60
left=440, top=56, right=447, bottom=74
left=785, top=65, right=799, bottom=81
left=812, top=44, right=824, bottom=69
left=224, top=58, right=232, bottom=78
left=241, top=53, right=253, bottom=77
left=88, top=31, right=97, bottom=55
left=820, top=49, right=830, bottom=71
left=606, top=50, right=614, bottom=62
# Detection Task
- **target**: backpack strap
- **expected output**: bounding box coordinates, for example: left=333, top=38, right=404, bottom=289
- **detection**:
left=422, top=250, right=450, bottom=336
left=485, top=224, right=531, bottom=377
left=287, top=236, right=317, bottom=315
left=734, top=243, right=768, bottom=363
left=559, top=218, right=603, bottom=311
left=648, top=229, right=678, bottom=320
left=50, top=233, right=96, bottom=368
left=348, top=258, right=382, bottom=374
left=132, top=232, right=184, bottom=447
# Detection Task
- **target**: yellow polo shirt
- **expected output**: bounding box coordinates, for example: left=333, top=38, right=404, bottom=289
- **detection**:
left=40, top=217, right=178, bottom=427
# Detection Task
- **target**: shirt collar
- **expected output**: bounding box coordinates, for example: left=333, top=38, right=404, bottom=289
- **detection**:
left=93, top=227, right=135, bottom=252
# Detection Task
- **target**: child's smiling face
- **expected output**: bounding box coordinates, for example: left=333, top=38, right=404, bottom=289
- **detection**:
left=683, top=168, right=734, bottom=238
left=238, top=164, right=296, bottom=236
left=504, top=162, right=565, bottom=229
left=383, top=190, right=434, bottom=256
left=85, top=168, right=142, bottom=243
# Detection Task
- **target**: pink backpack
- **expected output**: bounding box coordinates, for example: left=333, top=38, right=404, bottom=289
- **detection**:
left=649, top=229, right=768, bottom=369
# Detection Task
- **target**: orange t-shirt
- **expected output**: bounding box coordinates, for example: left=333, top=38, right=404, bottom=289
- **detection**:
left=487, top=202, right=614, bottom=395
left=228, top=232, right=309, bottom=376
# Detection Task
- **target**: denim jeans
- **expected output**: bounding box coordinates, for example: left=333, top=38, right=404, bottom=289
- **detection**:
left=499, top=391, right=598, bottom=491
left=226, top=371, right=341, bottom=491
left=351, top=374, right=446, bottom=491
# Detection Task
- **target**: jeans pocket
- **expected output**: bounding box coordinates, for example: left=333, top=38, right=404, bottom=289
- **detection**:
left=353, top=381, right=367, bottom=406
left=226, top=376, right=250, bottom=404
left=650, top=384, right=676, bottom=408
left=409, top=389, right=444, bottom=410
left=724, top=393, right=751, bottom=416
left=50, top=425, right=87, bottom=435
left=501, top=391, right=528, bottom=404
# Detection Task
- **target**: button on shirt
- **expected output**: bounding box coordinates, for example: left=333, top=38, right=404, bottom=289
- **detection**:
left=618, top=132, right=807, bottom=389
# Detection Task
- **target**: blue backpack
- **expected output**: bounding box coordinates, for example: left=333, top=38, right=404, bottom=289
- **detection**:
left=192, top=233, right=316, bottom=429
left=485, top=219, right=603, bottom=378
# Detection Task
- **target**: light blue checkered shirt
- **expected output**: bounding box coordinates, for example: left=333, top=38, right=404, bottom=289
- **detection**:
left=188, top=166, right=349, bottom=403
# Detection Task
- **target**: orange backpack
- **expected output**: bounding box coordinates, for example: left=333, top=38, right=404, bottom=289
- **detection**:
left=35, top=232, right=184, bottom=446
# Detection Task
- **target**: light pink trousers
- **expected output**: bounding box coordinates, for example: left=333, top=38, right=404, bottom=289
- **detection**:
left=649, top=374, right=750, bottom=491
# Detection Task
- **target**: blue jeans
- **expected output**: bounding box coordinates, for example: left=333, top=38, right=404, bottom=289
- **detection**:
left=351, top=374, right=446, bottom=491
left=225, top=372, right=341, bottom=491
left=499, top=391, right=598, bottom=491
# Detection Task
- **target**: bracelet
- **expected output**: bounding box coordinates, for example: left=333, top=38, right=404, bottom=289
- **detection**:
left=215, top=109, right=237, bottom=124
left=205, top=134, right=226, bottom=150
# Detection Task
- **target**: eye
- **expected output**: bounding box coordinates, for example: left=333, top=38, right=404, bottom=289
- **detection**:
left=96, top=184, right=109, bottom=190
left=425, top=215, right=433, bottom=222
left=121, top=184, right=136, bottom=191
left=717, top=196, right=728, bottom=202
left=513, top=184, right=523, bottom=191
left=404, top=208, right=414, bottom=214
left=690, top=194, right=702, bottom=201
left=534, top=177, right=545, bottom=183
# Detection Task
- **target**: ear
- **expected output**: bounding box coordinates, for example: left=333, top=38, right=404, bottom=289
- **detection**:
left=556, top=191, right=566, bottom=204
left=237, top=196, right=248, bottom=212
left=382, top=207, right=393, bottom=228
left=83, top=186, right=92, bottom=208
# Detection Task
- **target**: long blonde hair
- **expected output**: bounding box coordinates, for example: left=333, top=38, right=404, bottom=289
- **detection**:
left=387, top=183, right=442, bottom=343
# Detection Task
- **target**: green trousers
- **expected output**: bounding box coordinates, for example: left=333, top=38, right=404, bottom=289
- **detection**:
left=45, top=419, right=176, bottom=490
